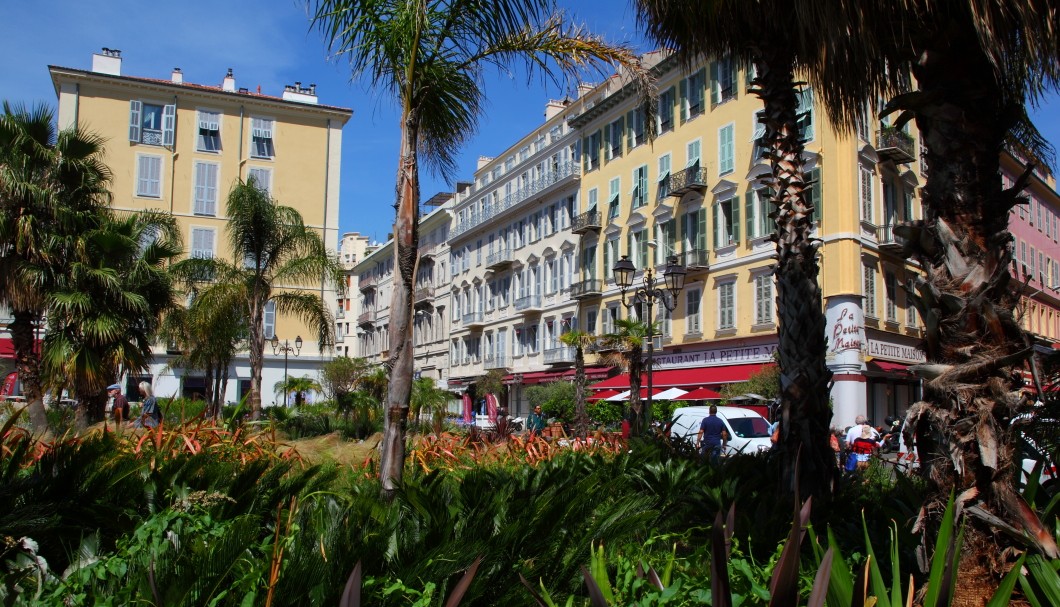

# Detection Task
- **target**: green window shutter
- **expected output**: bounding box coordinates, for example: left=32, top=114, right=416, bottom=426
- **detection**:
left=679, top=78, right=688, bottom=124
left=603, top=126, right=611, bottom=158
left=582, top=137, right=590, bottom=171
left=603, top=241, right=610, bottom=280
left=627, top=110, right=635, bottom=151
left=746, top=194, right=755, bottom=239
left=710, top=61, right=719, bottom=105
left=697, top=68, right=708, bottom=110
left=615, top=116, right=624, bottom=158
left=711, top=205, right=719, bottom=249
left=627, top=233, right=633, bottom=262
left=809, top=167, right=822, bottom=222
left=677, top=213, right=685, bottom=248
left=732, top=196, right=741, bottom=243
left=702, top=207, right=711, bottom=251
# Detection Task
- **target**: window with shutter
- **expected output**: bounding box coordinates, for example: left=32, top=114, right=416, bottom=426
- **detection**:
left=686, top=68, right=706, bottom=117
left=128, top=100, right=142, bottom=142
left=193, top=162, right=219, bottom=216
left=860, top=167, right=875, bottom=224
left=263, top=301, right=276, bottom=339
left=136, top=154, right=163, bottom=198
left=251, top=117, right=275, bottom=158
left=718, top=282, right=735, bottom=329
left=805, top=167, right=822, bottom=223
left=686, top=289, right=702, bottom=334
left=197, top=110, right=222, bottom=152
left=657, top=154, right=671, bottom=199
left=248, top=167, right=272, bottom=195
left=191, top=227, right=215, bottom=259
left=658, top=87, right=675, bottom=132
left=719, top=124, right=735, bottom=175
left=752, top=111, right=767, bottom=160
left=755, top=274, right=774, bottom=325
left=131, top=102, right=167, bottom=146
left=796, top=88, right=814, bottom=141
left=863, top=265, right=877, bottom=318
left=162, top=104, right=176, bottom=146
left=608, top=177, right=621, bottom=219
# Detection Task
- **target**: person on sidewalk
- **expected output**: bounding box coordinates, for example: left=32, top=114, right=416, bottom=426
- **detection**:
left=107, top=384, right=129, bottom=424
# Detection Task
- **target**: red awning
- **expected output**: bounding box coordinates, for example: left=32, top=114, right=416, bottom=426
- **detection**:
left=590, top=363, right=773, bottom=391
left=589, top=389, right=621, bottom=401
left=866, top=360, right=915, bottom=379
left=559, top=365, right=613, bottom=380
left=680, top=387, right=723, bottom=400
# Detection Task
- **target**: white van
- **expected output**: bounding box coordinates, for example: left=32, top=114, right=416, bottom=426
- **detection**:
left=670, top=406, right=773, bottom=455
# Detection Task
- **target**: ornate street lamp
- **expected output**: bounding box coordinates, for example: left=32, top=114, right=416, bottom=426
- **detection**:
left=612, top=254, right=686, bottom=433
left=270, top=335, right=302, bottom=406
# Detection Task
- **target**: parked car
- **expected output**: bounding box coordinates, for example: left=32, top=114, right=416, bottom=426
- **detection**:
left=669, top=406, right=773, bottom=455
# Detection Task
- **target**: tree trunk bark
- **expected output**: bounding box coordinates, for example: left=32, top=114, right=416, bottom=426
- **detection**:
left=10, top=310, right=48, bottom=435
left=573, top=346, right=588, bottom=438
left=753, top=49, right=836, bottom=499
left=902, top=18, right=1055, bottom=584
left=217, top=364, right=230, bottom=418
left=379, top=118, right=421, bottom=499
left=248, top=298, right=265, bottom=420
left=628, top=348, right=643, bottom=437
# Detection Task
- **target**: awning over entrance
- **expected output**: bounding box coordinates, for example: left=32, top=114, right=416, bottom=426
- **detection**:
left=589, top=389, right=621, bottom=401
left=504, top=365, right=613, bottom=385
left=680, top=387, right=723, bottom=400
left=606, top=387, right=663, bottom=401
left=866, top=360, right=916, bottom=379
left=0, top=338, right=40, bottom=360
left=590, top=363, right=773, bottom=391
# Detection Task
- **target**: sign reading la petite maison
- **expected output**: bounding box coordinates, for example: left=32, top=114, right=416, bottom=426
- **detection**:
left=867, top=337, right=926, bottom=364
left=653, top=338, right=778, bottom=370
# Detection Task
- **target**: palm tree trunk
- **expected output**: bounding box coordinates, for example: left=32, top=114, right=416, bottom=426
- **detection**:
left=628, top=348, right=643, bottom=437
left=903, top=20, right=1056, bottom=584
left=217, top=364, right=230, bottom=418
left=573, top=346, right=588, bottom=438
left=379, top=117, right=420, bottom=499
left=248, top=301, right=265, bottom=420
left=753, top=49, right=836, bottom=499
left=10, top=310, right=48, bottom=434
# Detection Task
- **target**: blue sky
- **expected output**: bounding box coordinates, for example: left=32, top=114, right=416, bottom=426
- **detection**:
left=3, top=0, right=1058, bottom=247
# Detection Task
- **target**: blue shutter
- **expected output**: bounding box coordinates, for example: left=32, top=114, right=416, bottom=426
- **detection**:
left=129, top=100, right=142, bottom=142
left=746, top=194, right=755, bottom=239
left=731, top=196, right=741, bottom=243
left=162, top=104, right=176, bottom=146
left=712, top=204, right=719, bottom=249
left=697, top=208, right=707, bottom=251
left=808, top=167, right=822, bottom=223
left=679, top=78, right=688, bottom=124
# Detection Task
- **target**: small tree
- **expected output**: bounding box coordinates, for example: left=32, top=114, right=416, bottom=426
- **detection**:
left=320, top=356, right=371, bottom=402
left=274, top=376, right=322, bottom=407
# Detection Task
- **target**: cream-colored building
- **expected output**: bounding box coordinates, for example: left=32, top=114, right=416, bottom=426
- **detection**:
left=444, top=98, right=600, bottom=415
left=336, top=232, right=377, bottom=358
left=354, top=195, right=454, bottom=389
left=564, top=50, right=926, bottom=427
left=49, top=48, right=352, bottom=404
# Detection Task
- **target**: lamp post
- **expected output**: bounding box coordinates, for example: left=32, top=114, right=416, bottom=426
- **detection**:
left=270, top=335, right=302, bottom=406
left=612, top=254, right=686, bottom=434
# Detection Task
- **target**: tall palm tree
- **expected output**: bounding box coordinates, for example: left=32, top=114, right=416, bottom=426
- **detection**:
left=312, top=0, right=654, bottom=495
left=0, top=102, right=111, bottom=434
left=41, top=210, right=182, bottom=426
left=172, top=180, right=343, bottom=421
left=634, top=0, right=910, bottom=498
left=598, top=318, right=652, bottom=436
left=559, top=329, right=596, bottom=437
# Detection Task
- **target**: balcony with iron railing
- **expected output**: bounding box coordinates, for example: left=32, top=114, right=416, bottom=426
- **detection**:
left=414, top=286, right=433, bottom=304
left=668, top=165, right=707, bottom=197
left=462, top=311, right=485, bottom=328
left=876, top=128, right=916, bottom=164
left=451, top=160, right=581, bottom=237
left=484, top=354, right=509, bottom=370
left=877, top=223, right=905, bottom=252
left=682, top=248, right=710, bottom=270
left=357, top=311, right=373, bottom=327
left=335, top=307, right=345, bottom=319
left=570, top=278, right=603, bottom=299
left=514, top=294, right=543, bottom=313
left=544, top=346, right=576, bottom=365
left=572, top=210, right=602, bottom=234
left=419, top=241, right=439, bottom=259
left=485, top=248, right=514, bottom=270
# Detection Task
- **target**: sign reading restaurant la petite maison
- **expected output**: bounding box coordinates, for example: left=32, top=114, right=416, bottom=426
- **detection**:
left=652, top=336, right=778, bottom=370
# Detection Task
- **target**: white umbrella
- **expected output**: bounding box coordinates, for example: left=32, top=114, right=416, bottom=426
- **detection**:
left=606, top=390, right=631, bottom=401
left=654, top=387, right=688, bottom=400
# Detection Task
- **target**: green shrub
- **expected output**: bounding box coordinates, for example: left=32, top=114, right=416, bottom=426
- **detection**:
left=526, top=381, right=575, bottom=421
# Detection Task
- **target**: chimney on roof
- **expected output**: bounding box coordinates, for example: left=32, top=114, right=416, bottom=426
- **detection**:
left=91, top=47, right=122, bottom=76
left=577, top=83, right=595, bottom=98
left=222, top=68, right=236, bottom=92
left=282, top=81, right=319, bottom=105
left=171, top=67, right=183, bottom=84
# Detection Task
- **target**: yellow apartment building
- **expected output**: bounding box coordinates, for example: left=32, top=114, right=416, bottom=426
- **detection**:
left=48, top=48, right=352, bottom=404
left=567, top=51, right=927, bottom=427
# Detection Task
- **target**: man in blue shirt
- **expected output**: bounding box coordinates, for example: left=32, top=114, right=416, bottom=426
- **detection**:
left=697, top=406, right=728, bottom=462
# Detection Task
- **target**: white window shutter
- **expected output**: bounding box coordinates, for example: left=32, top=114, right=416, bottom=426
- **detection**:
left=161, top=104, right=176, bottom=146
left=193, top=163, right=206, bottom=214
left=206, top=164, right=218, bottom=215
left=129, top=100, right=142, bottom=142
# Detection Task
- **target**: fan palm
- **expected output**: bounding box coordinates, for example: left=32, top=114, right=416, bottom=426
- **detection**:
left=0, top=102, right=112, bottom=434
left=312, top=0, right=654, bottom=495
left=559, top=329, right=596, bottom=437
left=598, top=318, right=654, bottom=436
left=274, top=375, right=322, bottom=407
left=410, top=376, right=449, bottom=434
left=40, top=210, right=182, bottom=426
left=171, top=180, right=343, bottom=420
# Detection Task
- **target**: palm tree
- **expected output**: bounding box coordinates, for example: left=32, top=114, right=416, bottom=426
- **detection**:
left=598, top=318, right=653, bottom=436
left=559, top=329, right=596, bottom=438
left=0, top=102, right=112, bottom=434
left=172, top=180, right=343, bottom=420
left=312, top=0, right=654, bottom=495
left=410, top=376, right=450, bottom=435
left=40, top=210, right=182, bottom=426
left=159, top=294, right=248, bottom=418
left=274, top=375, right=322, bottom=407
left=633, top=0, right=912, bottom=498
